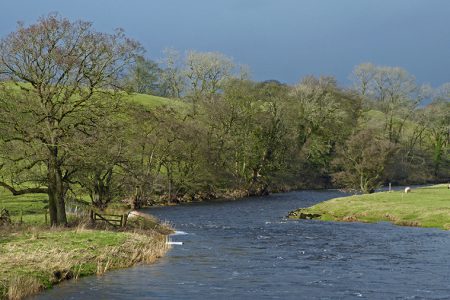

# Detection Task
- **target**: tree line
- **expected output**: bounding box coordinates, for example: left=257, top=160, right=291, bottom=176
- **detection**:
left=0, top=15, right=448, bottom=225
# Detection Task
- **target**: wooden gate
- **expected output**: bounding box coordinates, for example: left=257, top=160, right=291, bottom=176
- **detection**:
left=91, top=211, right=128, bottom=227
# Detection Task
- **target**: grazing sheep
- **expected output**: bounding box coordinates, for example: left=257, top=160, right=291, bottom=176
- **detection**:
left=404, top=187, right=411, bottom=193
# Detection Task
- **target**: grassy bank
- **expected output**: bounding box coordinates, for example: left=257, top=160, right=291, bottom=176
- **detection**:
left=288, top=184, right=450, bottom=230
left=0, top=227, right=169, bottom=300
left=0, top=188, right=171, bottom=300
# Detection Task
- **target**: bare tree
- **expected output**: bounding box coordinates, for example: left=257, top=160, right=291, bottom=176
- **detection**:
left=159, top=48, right=185, bottom=98
left=351, top=62, right=376, bottom=96
left=435, top=82, right=450, bottom=102
left=184, top=50, right=235, bottom=113
left=351, top=63, right=424, bottom=143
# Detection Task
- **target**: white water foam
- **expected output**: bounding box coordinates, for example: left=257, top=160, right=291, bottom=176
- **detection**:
left=172, top=231, right=188, bottom=236
left=167, top=241, right=183, bottom=245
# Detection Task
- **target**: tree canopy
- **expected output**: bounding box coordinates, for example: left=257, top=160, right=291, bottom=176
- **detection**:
left=0, top=14, right=141, bottom=225
left=0, top=15, right=449, bottom=222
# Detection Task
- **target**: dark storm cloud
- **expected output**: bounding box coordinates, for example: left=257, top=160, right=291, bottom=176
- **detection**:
left=0, top=0, right=449, bottom=86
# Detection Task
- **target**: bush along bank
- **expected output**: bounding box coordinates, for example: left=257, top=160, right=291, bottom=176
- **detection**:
left=146, top=176, right=334, bottom=207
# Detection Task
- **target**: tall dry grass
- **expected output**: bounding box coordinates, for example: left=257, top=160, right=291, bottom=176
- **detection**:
left=7, top=276, right=41, bottom=300
left=0, top=224, right=170, bottom=300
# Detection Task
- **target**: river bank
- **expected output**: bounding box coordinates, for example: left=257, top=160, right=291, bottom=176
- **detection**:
left=35, top=188, right=450, bottom=299
left=148, top=177, right=448, bottom=207
left=0, top=224, right=170, bottom=300
left=288, top=184, right=450, bottom=230
left=149, top=179, right=332, bottom=207
left=0, top=188, right=172, bottom=300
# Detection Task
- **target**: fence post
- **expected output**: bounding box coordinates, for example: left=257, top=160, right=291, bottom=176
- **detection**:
left=122, top=213, right=128, bottom=227
left=20, top=209, right=23, bottom=224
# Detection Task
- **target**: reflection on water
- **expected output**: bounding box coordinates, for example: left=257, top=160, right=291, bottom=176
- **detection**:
left=33, top=190, right=450, bottom=299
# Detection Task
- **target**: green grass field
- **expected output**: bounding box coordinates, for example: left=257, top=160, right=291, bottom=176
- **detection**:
left=289, top=185, right=450, bottom=230
left=2, top=81, right=188, bottom=112
left=0, top=188, right=48, bottom=225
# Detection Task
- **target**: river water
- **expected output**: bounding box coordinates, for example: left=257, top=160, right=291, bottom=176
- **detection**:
left=34, top=190, right=450, bottom=299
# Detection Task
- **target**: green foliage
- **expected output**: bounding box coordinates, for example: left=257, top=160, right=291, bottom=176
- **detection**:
left=332, top=129, right=396, bottom=193
left=0, top=14, right=142, bottom=225
left=2, top=69, right=448, bottom=208
left=123, top=56, right=162, bottom=95
left=0, top=18, right=448, bottom=210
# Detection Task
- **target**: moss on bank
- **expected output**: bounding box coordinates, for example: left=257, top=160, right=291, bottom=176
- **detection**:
left=288, top=184, right=450, bottom=230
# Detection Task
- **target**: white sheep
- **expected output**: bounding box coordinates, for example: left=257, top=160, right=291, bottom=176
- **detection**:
left=404, top=187, right=411, bottom=193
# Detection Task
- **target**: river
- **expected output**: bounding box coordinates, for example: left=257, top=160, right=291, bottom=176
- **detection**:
left=34, top=190, right=450, bottom=299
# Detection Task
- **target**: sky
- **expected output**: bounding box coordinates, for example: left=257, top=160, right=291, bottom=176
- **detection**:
left=0, top=0, right=449, bottom=87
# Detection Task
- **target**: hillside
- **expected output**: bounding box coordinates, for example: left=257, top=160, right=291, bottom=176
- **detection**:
left=126, top=93, right=187, bottom=110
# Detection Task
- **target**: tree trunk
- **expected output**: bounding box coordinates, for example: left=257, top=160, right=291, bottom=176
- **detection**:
left=360, top=174, right=369, bottom=194
left=132, top=186, right=143, bottom=209
left=48, top=146, right=67, bottom=226
left=47, top=182, right=58, bottom=226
